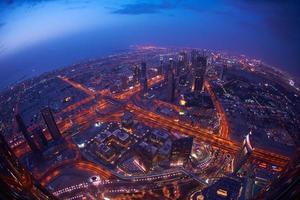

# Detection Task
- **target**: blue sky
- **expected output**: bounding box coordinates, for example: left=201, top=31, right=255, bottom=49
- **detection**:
left=0, top=0, right=299, bottom=89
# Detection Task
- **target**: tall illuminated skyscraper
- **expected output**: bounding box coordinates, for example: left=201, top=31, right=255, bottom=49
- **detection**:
left=33, top=126, right=48, bottom=149
left=140, top=62, right=148, bottom=94
left=177, top=51, right=188, bottom=76
left=256, top=148, right=300, bottom=200
left=41, top=107, right=61, bottom=141
left=0, top=134, right=57, bottom=200
left=233, top=133, right=253, bottom=174
left=15, top=114, right=39, bottom=153
left=133, top=64, right=140, bottom=84
left=193, top=54, right=207, bottom=94
left=158, top=56, right=164, bottom=75
left=191, top=49, right=199, bottom=67
left=170, top=136, right=193, bottom=166
left=166, top=58, right=176, bottom=102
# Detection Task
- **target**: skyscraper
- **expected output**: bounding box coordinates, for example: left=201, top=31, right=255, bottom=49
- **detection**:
left=166, top=58, right=176, bottom=102
left=256, top=148, right=300, bottom=200
left=220, top=64, right=227, bottom=81
left=233, top=133, right=253, bottom=174
left=0, top=134, right=57, bottom=200
left=15, top=114, right=39, bottom=153
left=158, top=56, right=164, bottom=75
left=177, top=52, right=189, bottom=87
left=168, top=72, right=176, bottom=102
left=33, top=126, right=48, bottom=149
left=121, top=75, right=128, bottom=90
left=140, top=62, right=147, bottom=79
left=164, top=57, right=172, bottom=83
left=190, top=49, right=199, bottom=66
left=133, top=64, right=140, bottom=84
left=41, top=107, right=62, bottom=141
left=140, top=62, right=148, bottom=94
left=202, top=177, right=242, bottom=200
left=193, top=54, right=207, bottom=94
left=170, top=136, right=193, bottom=167
left=177, top=51, right=188, bottom=76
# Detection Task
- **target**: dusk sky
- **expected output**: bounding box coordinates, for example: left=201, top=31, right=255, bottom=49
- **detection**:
left=0, top=0, right=299, bottom=89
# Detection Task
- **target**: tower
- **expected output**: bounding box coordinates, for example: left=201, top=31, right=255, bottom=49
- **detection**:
left=121, top=75, right=128, bottom=90
left=191, top=49, right=198, bottom=66
left=133, top=64, right=140, bottom=84
left=41, top=107, right=62, bottom=141
left=15, top=114, right=39, bottom=153
left=166, top=58, right=176, bottom=102
left=177, top=51, right=188, bottom=76
left=0, top=134, right=57, bottom=200
left=140, top=62, right=148, bottom=94
left=220, top=64, right=227, bottom=81
left=158, top=56, right=164, bottom=75
left=177, top=52, right=189, bottom=86
left=193, top=54, right=207, bottom=94
left=256, top=148, right=300, bottom=200
left=233, top=133, right=253, bottom=174
left=33, top=126, right=48, bottom=149
left=170, top=136, right=193, bottom=167
left=164, top=58, right=172, bottom=82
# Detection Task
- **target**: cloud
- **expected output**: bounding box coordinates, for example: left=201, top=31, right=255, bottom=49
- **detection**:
left=0, top=43, right=7, bottom=56
left=111, top=0, right=237, bottom=16
left=112, top=0, right=182, bottom=15
left=230, top=0, right=300, bottom=41
left=112, top=0, right=300, bottom=42
left=113, top=3, right=163, bottom=14
left=0, top=0, right=76, bottom=9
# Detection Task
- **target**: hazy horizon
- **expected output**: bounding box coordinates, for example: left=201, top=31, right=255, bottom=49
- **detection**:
left=0, top=0, right=299, bottom=90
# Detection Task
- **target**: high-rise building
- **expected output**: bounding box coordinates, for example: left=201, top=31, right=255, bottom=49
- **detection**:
left=133, top=64, right=140, bottom=84
left=158, top=56, right=164, bottom=75
left=0, top=134, right=57, bottom=200
left=166, top=58, right=176, bottom=102
left=135, top=141, right=158, bottom=172
left=33, top=126, right=48, bottom=149
left=141, top=62, right=147, bottom=79
left=141, top=78, right=148, bottom=94
left=140, top=62, right=148, bottom=94
left=121, top=111, right=134, bottom=128
left=15, top=114, right=39, bottom=153
left=191, top=49, right=199, bottom=66
left=193, top=54, right=207, bottom=94
left=164, top=58, right=172, bottom=82
left=41, top=107, right=62, bottom=141
left=170, top=136, right=193, bottom=167
left=177, top=52, right=189, bottom=87
left=256, top=148, right=300, bottom=200
left=177, top=52, right=188, bottom=76
left=121, top=75, right=128, bottom=90
left=168, top=72, right=176, bottom=102
left=202, top=177, right=242, bottom=200
left=233, top=133, right=253, bottom=174
left=220, top=64, right=227, bottom=81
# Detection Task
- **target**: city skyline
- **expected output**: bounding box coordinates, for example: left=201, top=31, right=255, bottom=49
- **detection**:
left=0, top=1, right=299, bottom=200
left=0, top=0, right=300, bottom=89
left=0, top=46, right=299, bottom=199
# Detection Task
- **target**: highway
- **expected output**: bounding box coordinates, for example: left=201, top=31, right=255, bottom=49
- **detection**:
left=204, top=81, right=229, bottom=139
left=11, top=73, right=289, bottom=190
left=39, top=160, right=113, bottom=186
left=57, top=74, right=290, bottom=168
left=125, top=102, right=289, bottom=167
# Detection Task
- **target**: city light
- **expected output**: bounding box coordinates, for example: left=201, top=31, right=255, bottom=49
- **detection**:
left=94, top=121, right=102, bottom=127
left=78, top=143, right=85, bottom=148
left=179, top=99, right=187, bottom=106
left=0, top=0, right=298, bottom=200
